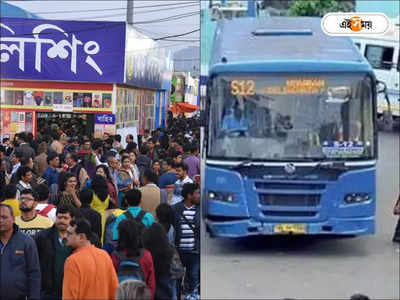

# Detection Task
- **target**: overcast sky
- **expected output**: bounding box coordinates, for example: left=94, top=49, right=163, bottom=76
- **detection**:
left=5, top=0, right=200, bottom=54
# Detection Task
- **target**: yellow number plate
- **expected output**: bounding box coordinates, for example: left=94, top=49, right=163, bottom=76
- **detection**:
left=274, top=224, right=307, bottom=234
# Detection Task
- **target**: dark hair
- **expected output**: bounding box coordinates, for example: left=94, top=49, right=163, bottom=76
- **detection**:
left=3, top=184, right=17, bottom=199
left=166, top=158, right=175, bottom=168
left=68, top=153, right=79, bottom=163
left=140, top=145, right=149, bottom=155
left=183, top=143, right=192, bottom=153
left=20, top=156, right=32, bottom=166
left=91, top=139, right=103, bottom=151
left=121, top=155, right=131, bottom=165
left=155, top=203, right=174, bottom=233
left=105, top=138, right=114, bottom=146
left=124, top=189, right=141, bottom=207
left=175, top=162, right=188, bottom=172
left=126, top=142, right=137, bottom=152
left=96, top=165, right=111, bottom=181
left=350, top=294, right=370, bottom=300
left=17, top=166, right=32, bottom=181
left=21, top=188, right=39, bottom=202
left=58, top=172, right=76, bottom=192
left=181, top=182, right=199, bottom=199
left=143, top=223, right=174, bottom=276
left=70, top=218, right=92, bottom=240
left=36, top=184, right=49, bottom=202
left=114, top=134, right=121, bottom=143
left=126, top=134, right=133, bottom=140
left=47, top=152, right=59, bottom=164
left=56, top=204, right=75, bottom=218
left=0, top=204, right=14, bottom=217
left=91, top=175, right=109, bottom=202
left=17, top=132, right=27, bottom=142
left=79, top=189, right=94, bottom=205
left=51, top=131, right=60, bottom=141
left=143, top=169, right=157, bottom=184
left=117, top=219, right=140, bottom=257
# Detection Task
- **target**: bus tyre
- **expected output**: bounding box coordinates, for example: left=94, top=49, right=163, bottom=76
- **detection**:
left=383, top=111, right=393, bottom=131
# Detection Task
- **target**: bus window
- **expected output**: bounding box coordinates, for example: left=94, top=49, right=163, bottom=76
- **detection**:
left=365, top=45, right=394, bottom=70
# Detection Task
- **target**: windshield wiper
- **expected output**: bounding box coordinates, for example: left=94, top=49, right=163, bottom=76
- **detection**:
left=297, top=159, right=348, bottom=178
left=231, top=160, right=256, bottom=170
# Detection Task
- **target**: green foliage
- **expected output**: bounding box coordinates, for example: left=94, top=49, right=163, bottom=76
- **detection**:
left=288, top=0, right=354, bottom=17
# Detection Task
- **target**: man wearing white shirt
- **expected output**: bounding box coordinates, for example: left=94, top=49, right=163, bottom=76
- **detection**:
left=15, top=166, right=33, bottom=200
left=170, top=163, right=193, bottom=206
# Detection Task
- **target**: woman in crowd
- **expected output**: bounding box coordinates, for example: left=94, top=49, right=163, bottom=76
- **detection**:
left=117, top=155, right=134, bottom=208
left=90, top=174, right=110, bottom=244
left=128, top=151, right=140, bottom=187
left=55, top=172, right=81, bottom=207
left=143, top=223, right=176, bottom=300
left=111, top=219, right=156, bottom=299
left=94, top=165, right=118, bottom=208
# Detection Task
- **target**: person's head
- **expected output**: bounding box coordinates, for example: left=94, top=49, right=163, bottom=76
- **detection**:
left=126, top=142, right=137, bottom=153
left=36, top=183, right=49, bottom=203
left=91, top=174, right=109, bottom=202
left=59, top=172, right=77, bottom=192
left=20, top=156, right=34, bottom=169
left=19, top=189, right=39, bottom=213
left=2, top=138, right=10, bottom=146
left=17, top=166, right=33, bottom=184
left=37, top=141, right=47, bottom=155
left=152, top=160, right=160, bottom=172
left=147, top=139, right=155, bottom=151
left=124, top=189, right=141, bottom=207
left=175, top=162, right=188, bottom=180
left=183, top=143, right=192, bottom=154
left=47, top=152, right=60, bottom=168
left=182, top=182, right=200, bottom=205
left=96, top=165, right=110, bottom=180
left=108, top=155, right=119, bottom=170
left=16, top=132, right=27, bottom=144
left=125, top=134, right=133, bottom=143
left=3, top=184, right=17, bottom=200
left=55, top=205, right=75, bottom=233
left=142, top=169, right=157, bottom=185
left=121, top=155, right=131, bottom=170
left=114, top=134, right=122, bottom=143
left=144, top=129, right=150, bottom=137
left=65, top=152, right=79, bottom=167
left=140, top=145, right=149, bottom=155
left=92, top=140, right=103, bottom=155
left=350, top=294, right=370, bottom=300
left=165, top=158, right=175, bottom=172
left=79, top=189, right=94, bottom=206
left=116, top=279, right=152, bottom=300
left=102, top=132, right=110, bottom=141
left=82, top=140, right=91, bottom=150
left=65, top=218, right=92, bottom=249
left=0, top=204, right=14, bottom=234
left=174, top=153, right=183, bottom=164
left=11, top=152, right=22, bottom=165
left=128, top=151, right=136, bottom=164
left=155, top=203, right=174, bottom=225
left=117, top=219, right=140, bottom=257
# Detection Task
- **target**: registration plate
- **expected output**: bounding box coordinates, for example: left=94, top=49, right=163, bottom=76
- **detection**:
left=274, top=224, right=307, bottom=234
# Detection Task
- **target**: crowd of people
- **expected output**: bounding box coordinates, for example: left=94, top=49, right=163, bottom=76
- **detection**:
left=0, top=114, right=201, bottom=300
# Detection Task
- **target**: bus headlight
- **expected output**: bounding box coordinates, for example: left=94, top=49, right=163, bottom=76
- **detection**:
left=344, top=193, right=371, bottom=204
left=207, top=190, right=237, bottom=203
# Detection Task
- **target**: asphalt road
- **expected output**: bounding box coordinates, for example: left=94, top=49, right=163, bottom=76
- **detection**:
left=201, top=131, right=400, bottom=299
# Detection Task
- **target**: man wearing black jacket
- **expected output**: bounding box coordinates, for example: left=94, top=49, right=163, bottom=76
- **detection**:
left=34, top=205, right=75, bottom=299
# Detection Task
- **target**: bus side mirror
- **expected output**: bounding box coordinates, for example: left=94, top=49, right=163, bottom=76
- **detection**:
left=376, top=80, right=387, bottom=94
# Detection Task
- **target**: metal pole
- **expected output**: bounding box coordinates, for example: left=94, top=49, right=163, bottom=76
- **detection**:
left=127, top=0, right=133, bottom=25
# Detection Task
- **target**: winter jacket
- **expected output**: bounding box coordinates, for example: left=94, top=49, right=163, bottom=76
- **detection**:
left=0, top=224, right=41, bottom=300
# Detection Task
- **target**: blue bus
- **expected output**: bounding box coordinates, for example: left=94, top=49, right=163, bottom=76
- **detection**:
left=203, top=17, right=378, bottom=238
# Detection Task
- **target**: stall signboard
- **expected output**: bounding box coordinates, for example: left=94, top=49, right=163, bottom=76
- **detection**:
left=0, top=18, right=126, bottom=83
left=94, top=113, right=116, bottom=138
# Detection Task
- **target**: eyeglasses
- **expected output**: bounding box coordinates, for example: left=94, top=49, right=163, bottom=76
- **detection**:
left=20, top=197, right=34, bottom=202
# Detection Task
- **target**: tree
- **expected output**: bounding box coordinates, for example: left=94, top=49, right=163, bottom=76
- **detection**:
left=287, top=0, right=354, bottom=17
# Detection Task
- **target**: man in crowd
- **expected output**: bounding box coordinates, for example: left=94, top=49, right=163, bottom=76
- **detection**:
left=107, top=155, right=120, bottom=194
left=112, top=189, right=154, bottom=241
left=65, top=152, right=89, bottom=190
left=184, top=144, right=200, bottom=179
left=15, top=132, right=36, bottom=160
left=170, top=163, right=193, bottom=205
left=34, top=205, right=75, bottom=300
left=35, top=183, right=57, bottom=223
left=139, top=169, right=161, bottom=218
left=172, top=183, right=200, bottom=298
left=1, top=184, right=21, bottom=216
left=42, top=152, right=60, bottom=188
left=34, top=141, right=48, bottom=177
left=83, top=139, right=103, bottom=178
left=15, top=189, right=54, bottom=238
left=15, top=166, right=34, bottom=199
left=63, top=218, right=119, bottom=299
left=158, top=158, right=178, bottom=189
left=50, top=132, right=64, bottom=155
left=0, top=204, right=41, bottom=300
left=10, top=151, right=23, bottom=180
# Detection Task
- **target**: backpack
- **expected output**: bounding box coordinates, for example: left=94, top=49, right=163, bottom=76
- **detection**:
left=124, top=210, right=146, bottom=247
left=114, top=249, right=145, bottom=283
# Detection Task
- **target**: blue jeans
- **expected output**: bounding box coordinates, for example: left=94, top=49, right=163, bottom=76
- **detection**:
left=177, top=252, right=200, bottom=296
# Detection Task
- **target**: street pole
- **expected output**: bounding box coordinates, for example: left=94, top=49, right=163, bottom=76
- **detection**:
left=127, top=0, right=133, bottom=25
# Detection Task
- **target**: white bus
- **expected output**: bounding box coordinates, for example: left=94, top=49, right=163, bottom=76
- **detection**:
left=353, top=17, right=399, bottom=130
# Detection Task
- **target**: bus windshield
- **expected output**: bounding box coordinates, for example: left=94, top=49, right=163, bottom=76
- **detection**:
left=207, top=73, right=375, bottom=161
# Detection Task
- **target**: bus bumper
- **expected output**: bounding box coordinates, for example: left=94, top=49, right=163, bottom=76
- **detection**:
left=205, top=217, right=375, bottom=238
